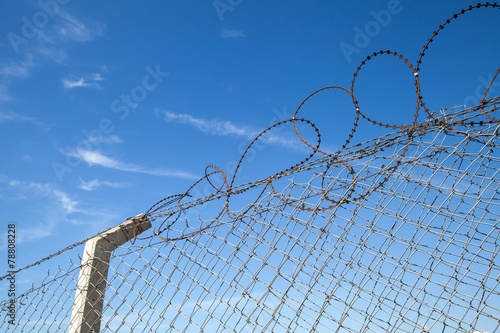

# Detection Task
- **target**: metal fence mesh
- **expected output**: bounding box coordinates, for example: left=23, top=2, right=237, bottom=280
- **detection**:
left=1, top=99, right=499, bottom=332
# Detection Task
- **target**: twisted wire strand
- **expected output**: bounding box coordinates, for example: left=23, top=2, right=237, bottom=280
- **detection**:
left=140, top=2, right=500, bottom=242
left=1, top=1, right=498, bottom=283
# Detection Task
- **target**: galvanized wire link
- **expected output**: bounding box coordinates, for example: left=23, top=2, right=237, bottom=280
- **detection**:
left=1, top=3, right=499, bottom=331
left=1, top=101, right=499, bottom=332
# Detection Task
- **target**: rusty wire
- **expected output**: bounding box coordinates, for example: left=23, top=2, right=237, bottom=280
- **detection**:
left=141, top=2, right=500, bottom=242
left=1, top=4, right=499, bottom=332
left=1, top=0, right=498, bottom=284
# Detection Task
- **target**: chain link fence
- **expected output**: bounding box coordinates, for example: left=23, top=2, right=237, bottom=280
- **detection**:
left=1, top=98, right=499, bottom=332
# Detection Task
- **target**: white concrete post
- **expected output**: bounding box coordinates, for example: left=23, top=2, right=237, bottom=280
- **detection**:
left=68, top=214, right=151, bottom=333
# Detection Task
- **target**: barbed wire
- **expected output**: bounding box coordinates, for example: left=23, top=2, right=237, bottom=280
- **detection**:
left=1, top=3, right=500, bottom=332
left=139, top=2, right=500, bottom=242
left=3, top=102, right=498, bottom=332
left=0, top=2, right=500, bottom=281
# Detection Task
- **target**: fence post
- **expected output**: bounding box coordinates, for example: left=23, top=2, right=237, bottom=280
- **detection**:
left=68, top=214, right=151, bottom=333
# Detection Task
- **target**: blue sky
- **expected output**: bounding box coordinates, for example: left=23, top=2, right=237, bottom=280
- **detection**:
left=0, top=0, right=499, bottom=269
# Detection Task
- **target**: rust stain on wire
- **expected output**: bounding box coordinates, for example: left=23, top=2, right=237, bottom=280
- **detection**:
left=136, top=3, right=500, bottom=242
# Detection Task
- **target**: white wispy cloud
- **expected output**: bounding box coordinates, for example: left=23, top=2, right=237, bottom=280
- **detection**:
left=6, top=179, right=77, bottom=213
left=52, top=190, right=80, bottom=214
left=89, top=134, right=122, bottom=144
left=221, top=29, right=246, bottom=38
left=0, top=84, right=12, bottom=103
left=0, top=176, right=125, bottom=244
left=0, top=178, right=78, bottom=244
left=23, top=12, right=104, bottom=64
left=0, top=110, right=53, bottom=130
left=0, top=110, right=34, bottom=123
left=66, top=149, right=199, bottom=180
left=62, top=72, right=105, bottom=89
left=78, top=178, right=125, bottom=191
left=23, top=154, right=35, bottom=161
left=62, top=78, right=97, bottom=89
left=0, top=11, right=106, bottom=116
left=56, top=11, right=106, bottom=42
left=89, top=73, right=105, bottom=81
left=37, top=39, right=68, bottom=63
left=7, top=180, right=52, bottom=198
left=8, top=10, right=105, bottom=64
left=158, top=110, right=257, bottom=137
left=17, top=221, right=56, bottom=244
left=155, top=109, right=315, bottom=151
left=0, top=56, right=34, bottom=77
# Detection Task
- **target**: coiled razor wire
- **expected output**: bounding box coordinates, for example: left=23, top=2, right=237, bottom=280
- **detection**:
left=0, top=3, right=500, bottom=332
left=1, top=100, right=499, bottom=333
